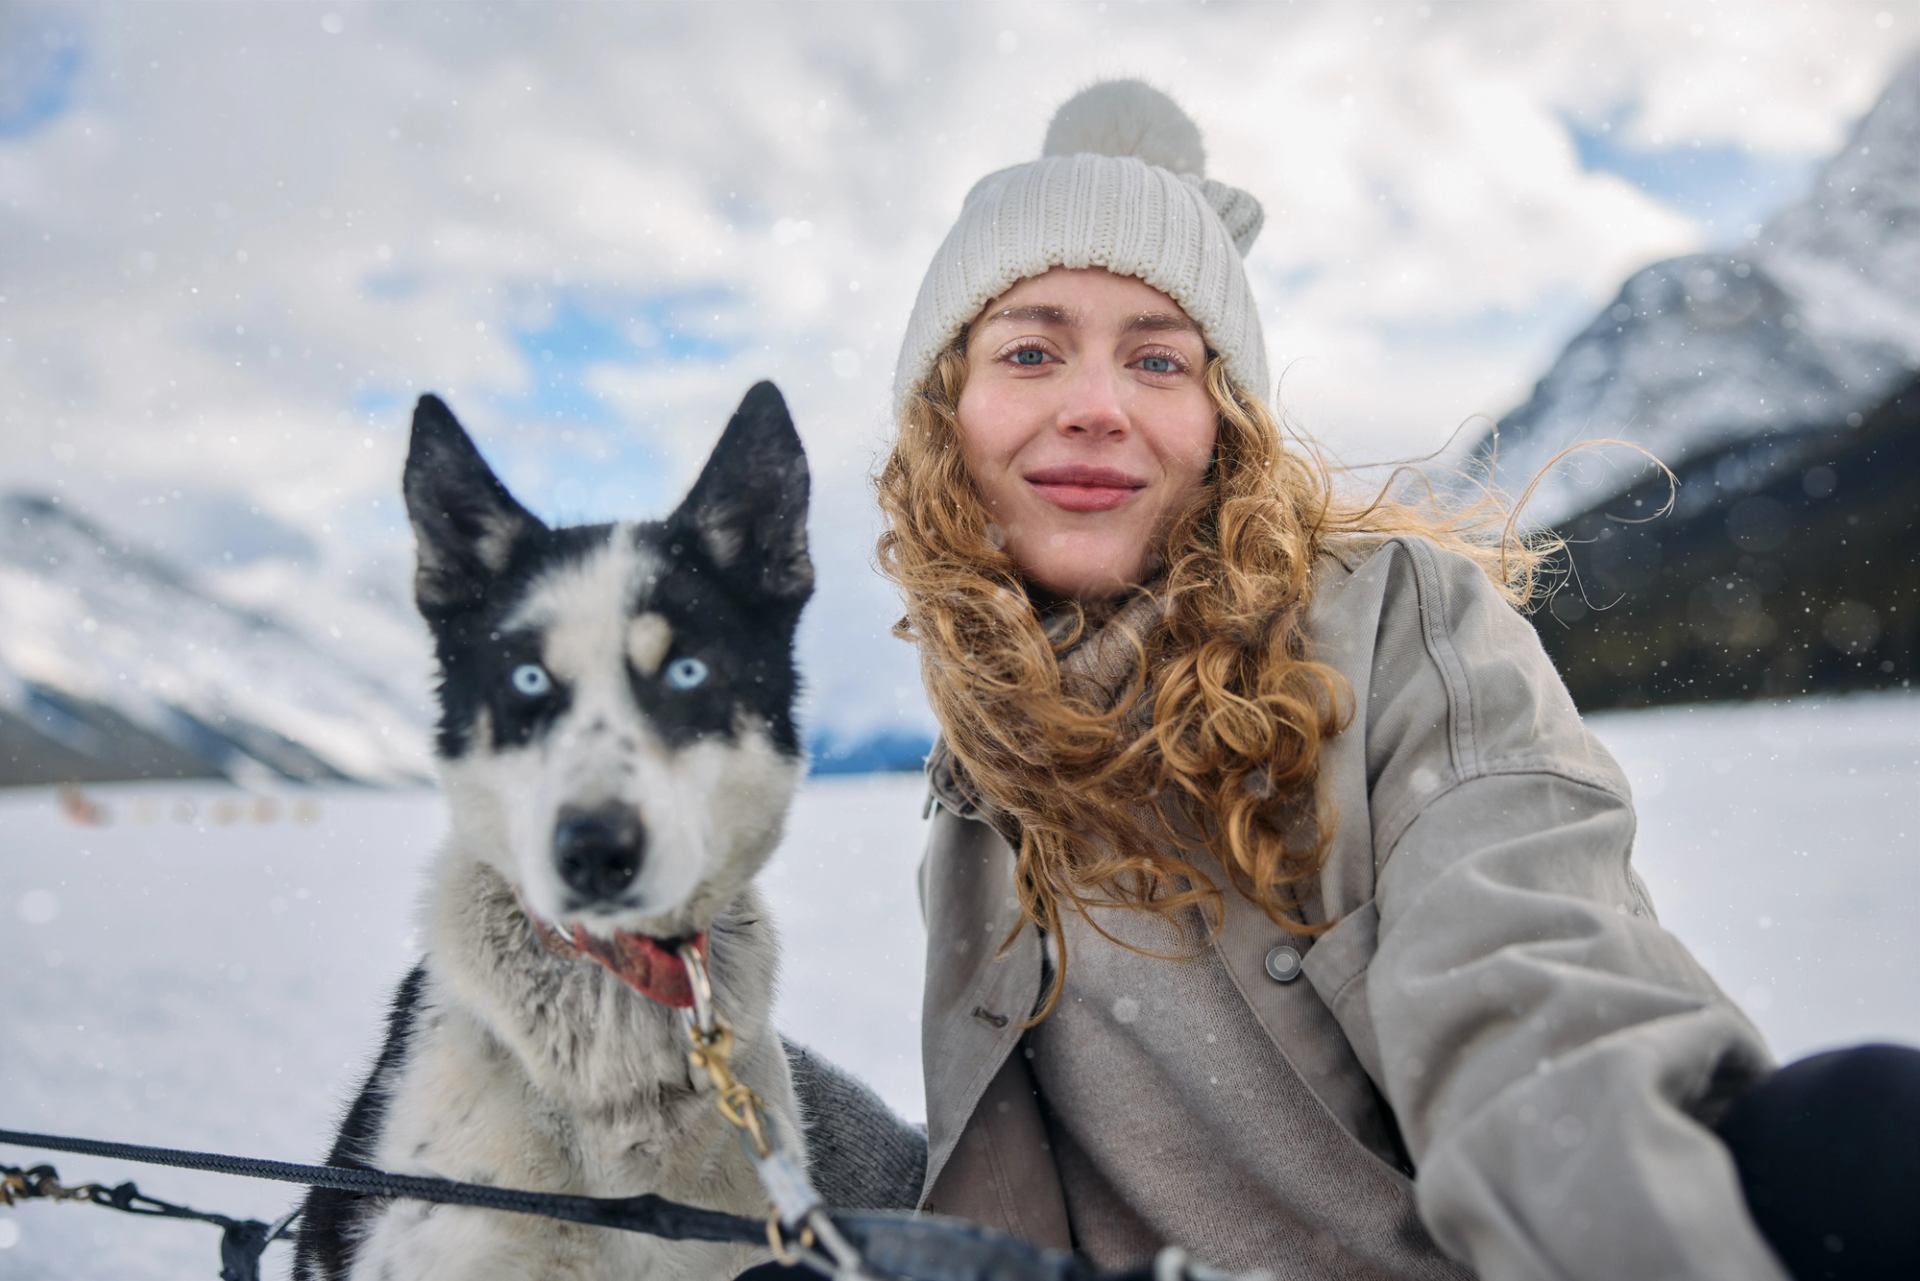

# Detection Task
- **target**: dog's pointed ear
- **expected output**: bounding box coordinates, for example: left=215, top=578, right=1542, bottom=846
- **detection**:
left=671, top=381, right=813, bottom=604
left=403, top=394, right=545, bottom=614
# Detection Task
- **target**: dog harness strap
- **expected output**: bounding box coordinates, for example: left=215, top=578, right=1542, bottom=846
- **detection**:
left=678, top=943, right=880, bottom=1280
left=755, top=1149, right=822, bottom=1225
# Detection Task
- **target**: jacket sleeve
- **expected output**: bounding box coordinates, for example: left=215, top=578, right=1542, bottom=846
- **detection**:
left=784, top=1037, right=928, bottom=1212
left=1357, top=539, right=1788, bottom=1281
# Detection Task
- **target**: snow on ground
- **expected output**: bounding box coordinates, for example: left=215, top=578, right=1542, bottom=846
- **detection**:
left=1, top=691, right=1916, bottom=1278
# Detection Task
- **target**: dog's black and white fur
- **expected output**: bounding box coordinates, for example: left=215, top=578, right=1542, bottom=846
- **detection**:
left=293, top=382, right=814, bottom=1280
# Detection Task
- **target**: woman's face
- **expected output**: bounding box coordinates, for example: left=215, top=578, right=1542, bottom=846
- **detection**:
left=955, top=267, right=1216, bottom=600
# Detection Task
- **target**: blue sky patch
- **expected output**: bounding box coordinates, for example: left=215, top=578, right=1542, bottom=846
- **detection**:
left=497, top=286, right=740, bottom=514
left=362, top=270, right=424, bottom=301
left=348, top=284, right=748, bottom=521
left=1567, top=112, right=1820, bottom=245
left=500, top=286, right=739, bottom=428
left=0, top=33, right=82, bottom=139
left=353, top=388, right=406, bottom=420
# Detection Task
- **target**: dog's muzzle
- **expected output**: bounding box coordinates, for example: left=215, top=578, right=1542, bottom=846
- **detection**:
left=520, top=897, right=708, bottom=1008
left=553, top=803, right=646, bottom=904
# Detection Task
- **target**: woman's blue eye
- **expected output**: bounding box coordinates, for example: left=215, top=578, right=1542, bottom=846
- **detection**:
left=510, top=663, right=551, bottom=698
left=665, top=657, right=709, bottom=691
left=1010, top=348, right=1048, bottom=366
left=1139, top=354, right=1179, bottom=374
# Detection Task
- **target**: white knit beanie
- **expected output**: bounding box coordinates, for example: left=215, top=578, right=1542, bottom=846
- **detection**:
left=891, top=79, right=1269, bottom=419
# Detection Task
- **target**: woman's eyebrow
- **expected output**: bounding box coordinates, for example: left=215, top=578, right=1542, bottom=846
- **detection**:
left=976, top=305, right=1200, bottom=336
left=1125, top=311, right=1201, bottom=337
left=981, top=303, right=1077, bottom=328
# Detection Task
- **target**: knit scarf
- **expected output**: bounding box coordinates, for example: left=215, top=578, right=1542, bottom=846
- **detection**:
left=923, top=585, right=1168, bottom=849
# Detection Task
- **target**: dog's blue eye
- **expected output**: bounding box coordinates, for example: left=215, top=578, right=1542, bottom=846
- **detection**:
left=665, top=657, right=708, bottom=691
left=510, top=663, right=552, bottom=698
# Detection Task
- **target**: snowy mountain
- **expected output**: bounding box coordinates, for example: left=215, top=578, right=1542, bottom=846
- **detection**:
left=1533, top=372, right=1918, bottom=708
left=0, top=492, right=434, bottom=787
left=0, top=491, right=930, bottom=787
left=1476, top=55, right=1920, bottom=525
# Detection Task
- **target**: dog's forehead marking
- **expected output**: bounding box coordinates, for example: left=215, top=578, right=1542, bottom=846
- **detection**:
left=626, top=612, right=672, bottom=676
left=507, top=527, right=656, bottom=684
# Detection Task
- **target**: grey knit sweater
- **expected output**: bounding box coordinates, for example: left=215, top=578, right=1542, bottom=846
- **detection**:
left=784, top=1038, right=927, bottom=1212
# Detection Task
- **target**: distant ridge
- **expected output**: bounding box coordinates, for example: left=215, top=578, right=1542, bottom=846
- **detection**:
left=0, top=491, right=937, bottom=786
left=1476, top=55, right=1920, bottom=525
left=807, top=726, right=932, bottom=777
left=1535, top=373, right=1918, bottom=707
left=0, top=491, right=432, bottom=787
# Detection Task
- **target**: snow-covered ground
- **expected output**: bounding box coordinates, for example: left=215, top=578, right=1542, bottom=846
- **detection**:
left=1, top=691, right=1916, bottom=1278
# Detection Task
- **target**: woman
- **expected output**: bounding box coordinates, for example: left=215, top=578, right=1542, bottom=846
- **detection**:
left=848, top=80, right=1917, bottom=1281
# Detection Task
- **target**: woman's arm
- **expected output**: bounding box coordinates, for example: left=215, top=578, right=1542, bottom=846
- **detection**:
left=784, top=1037, right=928, bottom=1212
left=1356, top=538, right=1787, bottom=1281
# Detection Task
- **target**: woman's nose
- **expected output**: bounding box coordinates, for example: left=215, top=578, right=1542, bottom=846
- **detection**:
left=1055, top=361, right=1129, bottom=438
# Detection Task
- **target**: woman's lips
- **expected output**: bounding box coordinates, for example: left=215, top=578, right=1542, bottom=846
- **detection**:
left=1025, top=465, right=1146, bottom=513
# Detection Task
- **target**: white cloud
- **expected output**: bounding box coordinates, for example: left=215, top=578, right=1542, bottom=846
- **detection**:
left=0, top=0, right=1912, bottom=738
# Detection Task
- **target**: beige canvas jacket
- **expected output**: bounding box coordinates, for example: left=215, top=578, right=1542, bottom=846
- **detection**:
left=915, top=536, right=1790, bottom=1280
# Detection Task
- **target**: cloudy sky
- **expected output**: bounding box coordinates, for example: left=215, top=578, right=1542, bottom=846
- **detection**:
left=1, top=0, right=1913, bottom=738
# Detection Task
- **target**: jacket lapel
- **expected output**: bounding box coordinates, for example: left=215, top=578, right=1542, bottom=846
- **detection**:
left=915, top=793, right=1070, bottom=1244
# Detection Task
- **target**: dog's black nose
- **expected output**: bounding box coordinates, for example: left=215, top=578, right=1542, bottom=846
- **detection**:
left=553, top=805, right=646, bottom=902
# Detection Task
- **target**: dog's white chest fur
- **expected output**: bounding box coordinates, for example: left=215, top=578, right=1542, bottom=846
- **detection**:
left=341, top=861, right=797, bottom=1281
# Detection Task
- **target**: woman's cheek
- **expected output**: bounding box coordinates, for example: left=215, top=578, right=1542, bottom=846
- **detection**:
left=955, top=383, right=1038, bottom=506
left=1162, top=415, right=1216, bottom=498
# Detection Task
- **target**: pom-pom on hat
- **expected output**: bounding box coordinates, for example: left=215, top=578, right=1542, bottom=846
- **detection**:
left=891, top=80, right=1269, bottom=418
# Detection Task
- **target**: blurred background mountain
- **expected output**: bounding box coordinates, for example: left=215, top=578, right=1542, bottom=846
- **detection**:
left=1474, top=56, right=1919, bottom=708
left=0, top=491, right=431, bottom=786
left=0, top=485, right=935, bottom=784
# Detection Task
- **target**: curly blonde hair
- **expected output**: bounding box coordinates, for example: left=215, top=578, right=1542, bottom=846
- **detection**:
left=877, top=340, right=1555, bottom=1018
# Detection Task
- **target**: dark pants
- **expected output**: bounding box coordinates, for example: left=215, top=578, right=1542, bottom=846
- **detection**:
left=1715, top=1043, right=1920, bottom=1281
left=741, top=1044, right=1920, bottom=1281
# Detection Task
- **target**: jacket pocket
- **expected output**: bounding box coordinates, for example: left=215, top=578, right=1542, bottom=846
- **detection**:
left=1220, top=892, right=1414, bottom=1178
left=1300, top=900, right=1395, bottom=1146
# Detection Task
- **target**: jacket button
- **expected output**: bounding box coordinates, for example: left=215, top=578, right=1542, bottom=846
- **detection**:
left=970, top=1005, right=1010, bottom=1029
left=1263, top=944, right=1303, bottom=983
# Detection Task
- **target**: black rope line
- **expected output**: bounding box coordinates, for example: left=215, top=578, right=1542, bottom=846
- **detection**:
left=3, top=1159, right=294, bottom=1281
left=2, top=1128, right=1223, bottom=1281
left=0, top=1128, right=760, bottom=1245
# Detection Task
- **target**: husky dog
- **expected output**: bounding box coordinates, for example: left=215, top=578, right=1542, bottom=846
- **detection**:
left=293, top=383, right=814, bottom=1280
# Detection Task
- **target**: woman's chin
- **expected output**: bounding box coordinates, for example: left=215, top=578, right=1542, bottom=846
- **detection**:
left=1015, top=546, right=1154, bottom=602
